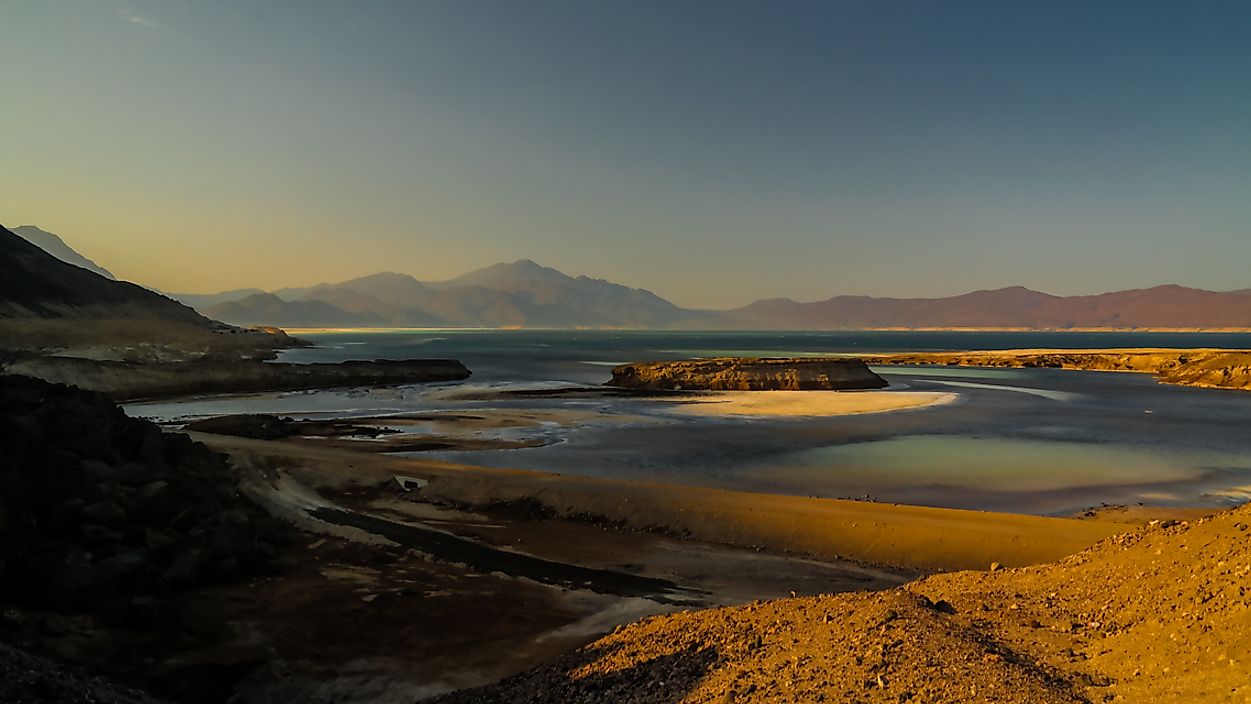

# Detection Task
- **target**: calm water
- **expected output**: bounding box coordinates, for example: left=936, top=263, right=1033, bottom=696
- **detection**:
left=129, top=330, right=1251, bottom=515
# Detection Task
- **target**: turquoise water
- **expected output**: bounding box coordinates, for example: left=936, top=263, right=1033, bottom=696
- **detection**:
left=128, top=330, right=1251, bottom=515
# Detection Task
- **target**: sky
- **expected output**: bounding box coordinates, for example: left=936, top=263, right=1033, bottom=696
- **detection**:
left=2, top=0, right=1249, bottom=308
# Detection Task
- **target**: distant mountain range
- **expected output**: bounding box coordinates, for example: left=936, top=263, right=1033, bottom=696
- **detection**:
left=191, top=261, right=691, bottom=328
left=716, top=285, right=1251, bottom=330
left=12, top=225, right=1251, bottom=331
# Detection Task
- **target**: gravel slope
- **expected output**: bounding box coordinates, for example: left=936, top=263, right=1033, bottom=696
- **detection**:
left=432, top=504, right=1251, bottom=703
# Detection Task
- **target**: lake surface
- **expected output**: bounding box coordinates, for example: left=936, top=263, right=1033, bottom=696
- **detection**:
left=128, top=330, right=1251, bottom=515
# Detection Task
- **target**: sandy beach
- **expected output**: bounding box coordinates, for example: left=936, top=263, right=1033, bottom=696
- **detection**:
left=667, top=389, right=958, bottom=417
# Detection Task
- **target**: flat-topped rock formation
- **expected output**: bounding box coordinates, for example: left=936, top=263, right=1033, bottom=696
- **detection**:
left=2, top=357, right=471, bottom=401
left=607, top=358, right=888, bottom=391
left=861, top=349, right=1251, bottom=391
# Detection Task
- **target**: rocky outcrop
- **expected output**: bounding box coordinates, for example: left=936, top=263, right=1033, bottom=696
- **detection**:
left=607, top=358, right=888, bottom=391
left=0, top=375, right=285, bottom=624
left=1153, top=351, right=1251, bottom=390
left=861, top=349, right=1251, bottom=392
left=1, top=356, right=472, bottom=401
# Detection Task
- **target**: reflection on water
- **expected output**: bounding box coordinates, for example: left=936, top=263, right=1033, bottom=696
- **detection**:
left=127, top=330, right=1251, bottom=516
left=875, top=366, right=1028, bottom=380
left=772, top=435, right=1192, bottom=492
left=920, top=379, right=1082, bottom=402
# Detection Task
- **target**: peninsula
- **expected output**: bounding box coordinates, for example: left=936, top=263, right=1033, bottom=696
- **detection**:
left=861, top=349, right=1251, bottom=392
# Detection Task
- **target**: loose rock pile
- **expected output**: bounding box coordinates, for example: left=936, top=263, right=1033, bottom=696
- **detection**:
left=0, top=375, right=282, bottom=624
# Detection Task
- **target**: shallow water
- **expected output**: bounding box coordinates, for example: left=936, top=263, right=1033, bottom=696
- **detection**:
left=127, top=330, right=1251, bottom=515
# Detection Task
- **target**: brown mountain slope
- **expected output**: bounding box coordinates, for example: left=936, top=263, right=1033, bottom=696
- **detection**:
left=726, top=284, right=1251, bottom=329
left=434, top=504, right=1251, bottom=704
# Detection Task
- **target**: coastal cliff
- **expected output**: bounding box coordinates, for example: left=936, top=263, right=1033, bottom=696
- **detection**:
left=860, top=349, right=1251, bottom=392
left=607, top=358, right=888, bottom=391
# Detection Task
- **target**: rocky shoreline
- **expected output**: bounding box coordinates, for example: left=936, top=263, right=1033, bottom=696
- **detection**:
left=860, top=348, right=1251, bottom=391
left=607, top=357, right=888, bottom=391
left=0, top=355, right=471, bottom=401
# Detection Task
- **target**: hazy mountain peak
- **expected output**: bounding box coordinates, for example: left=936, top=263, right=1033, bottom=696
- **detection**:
left=11, top=225, right=116, bottom=280
left=446, top=259, right=573, bottom=291
left=240, top=292, right=286, bottom=304
left=351, top=271, right=424, bottom=284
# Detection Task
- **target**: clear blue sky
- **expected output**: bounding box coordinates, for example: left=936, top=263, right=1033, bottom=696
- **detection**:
left=2, top=0, right=1248, bottom=307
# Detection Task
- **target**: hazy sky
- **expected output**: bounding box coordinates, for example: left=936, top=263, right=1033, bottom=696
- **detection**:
left=2, top=1, right=1249, bottom=308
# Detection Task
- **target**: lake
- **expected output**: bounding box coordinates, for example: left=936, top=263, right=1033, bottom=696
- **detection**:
left=128, top=330, right=1251, bottom=515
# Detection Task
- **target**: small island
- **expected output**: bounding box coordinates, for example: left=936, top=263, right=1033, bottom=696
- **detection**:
left=607, top=357, right=889, bottom=391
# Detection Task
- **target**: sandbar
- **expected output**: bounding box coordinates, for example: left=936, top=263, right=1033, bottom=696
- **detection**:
left=667, top=390, right=958, bottom=417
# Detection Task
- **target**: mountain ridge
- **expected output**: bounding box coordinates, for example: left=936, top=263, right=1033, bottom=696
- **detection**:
left=201, top=259, right=691, bottom=329
left=12, top=225, right=116, bottom=280
left=197, top=274, right=1251, bottom=331
left=14, top=226, right=1250, bottom=330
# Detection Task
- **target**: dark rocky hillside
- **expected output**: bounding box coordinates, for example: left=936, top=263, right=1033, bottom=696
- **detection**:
left=0, top=225, right=209, bottom=324
left=0, top=375, right=283, bottom=623
left=0, top=225, right=295, bottom=364
left=12, top=225, right=116, bottom=280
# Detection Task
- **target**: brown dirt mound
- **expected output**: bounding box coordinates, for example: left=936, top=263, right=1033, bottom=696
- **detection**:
left=433, top=504, right=1251, bottom=703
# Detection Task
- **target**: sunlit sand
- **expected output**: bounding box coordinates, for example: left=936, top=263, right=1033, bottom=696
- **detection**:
left=669, top=390, right=958, bottom=417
